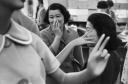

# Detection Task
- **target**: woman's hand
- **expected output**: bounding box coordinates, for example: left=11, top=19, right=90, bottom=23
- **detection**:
left=71, top=31, right=96, bottom=46
left=52, top=20, right=63, bottom=38
left=87, top=34, right=110, bottom=77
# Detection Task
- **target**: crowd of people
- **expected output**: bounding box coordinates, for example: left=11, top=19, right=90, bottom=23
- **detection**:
left=0, top=0, right=128, bottom=84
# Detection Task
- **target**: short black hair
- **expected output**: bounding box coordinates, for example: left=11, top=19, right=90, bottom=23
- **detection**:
left=87, top=13, right=121, bottom=51
left=107, top=1, right=114, bottom=8
left=38, top=0, right=43, bottom=4
left=44, top=3, right=70, bottom=24
left=97, top=1, right=108, bottom=9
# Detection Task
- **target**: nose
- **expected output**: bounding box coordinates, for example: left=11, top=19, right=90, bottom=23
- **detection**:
left=53, top=18, right=57, bottom=22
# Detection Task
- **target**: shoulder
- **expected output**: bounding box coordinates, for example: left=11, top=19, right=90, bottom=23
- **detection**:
left=40, top=27, right=51, bottom=36
left=12, top=10, right=40, bottom=36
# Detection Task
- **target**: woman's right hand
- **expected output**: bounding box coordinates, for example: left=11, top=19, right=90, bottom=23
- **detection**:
left=52, top=20, right=63, bottom=38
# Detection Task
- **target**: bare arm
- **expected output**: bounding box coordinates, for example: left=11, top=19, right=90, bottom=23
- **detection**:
left=49, top=36, right=61, bottom=54
left=51, top=34, right=110, bottom=84
left=49, top=20, right=63, bottom=54
left=56, top=32, right=95, bottom=64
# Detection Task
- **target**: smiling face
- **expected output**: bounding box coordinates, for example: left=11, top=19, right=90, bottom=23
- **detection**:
left=86, top=21, right=99, bottom=46
left=48, top=9, right=64, bottom=30
left=0, top=0, right=25, bottom=11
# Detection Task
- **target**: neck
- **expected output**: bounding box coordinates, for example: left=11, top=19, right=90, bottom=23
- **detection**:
left=98, top=9, right=106, bottom=13
left=0, top=5, right=13, bottom=34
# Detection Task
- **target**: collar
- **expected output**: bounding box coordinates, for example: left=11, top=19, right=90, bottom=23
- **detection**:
left=0, top=20, right=32, bottom=52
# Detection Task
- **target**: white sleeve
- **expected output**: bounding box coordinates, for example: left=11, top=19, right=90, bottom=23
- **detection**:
left=36, top=35, right=60, bottom=74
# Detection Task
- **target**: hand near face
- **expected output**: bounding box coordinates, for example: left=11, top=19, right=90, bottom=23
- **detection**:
left=52, top=20, right=63, bottom=38
left=87, top=34, right=110, bottom=76
left=71, top=31, right=96, bottom=46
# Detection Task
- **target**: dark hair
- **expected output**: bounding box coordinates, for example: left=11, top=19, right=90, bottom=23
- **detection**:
left=28, top=0, right=33, bottom=5
left=87, top=13, right=121, bottom=51
left=107, top=1, right=114, bottom=8
left=97, top=1, right=108, bottom=9
left=38, top=0, right=43, bottom=4
left=44, top=3, right=70, bottom=24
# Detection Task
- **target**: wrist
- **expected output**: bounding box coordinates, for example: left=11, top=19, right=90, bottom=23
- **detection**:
left=86, top=68, right=95, bottom=79
left=55, top=36, right=61, bottom=40
left=68, top=40, right=76, bottom=48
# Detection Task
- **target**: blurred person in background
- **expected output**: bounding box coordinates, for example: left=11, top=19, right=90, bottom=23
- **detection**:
left=12, top=10, right=41, bottom=36
left=96, top=1, right=109, bottom=15
left=36, top=0, right=48, bottom=31
left=107, top=0, right=118, bottom=23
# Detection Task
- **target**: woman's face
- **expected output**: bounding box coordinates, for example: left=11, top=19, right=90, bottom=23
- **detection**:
left=48, top=9, right=64, bottom=30
left=86, top=21, right=98, bottom=46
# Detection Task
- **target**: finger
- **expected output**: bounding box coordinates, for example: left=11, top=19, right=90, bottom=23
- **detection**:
left=104, top=53, right=110, bottom=60
left=101, top=49, right=108, bottom=58
left=52, top=20, right=56, bottom=29
left=82, top=30, right=91, bottom=37
left=84, top=37, right=95, bottom=40
left=77, top=27, right=86, bottom=32
left=56, top=20, right=60, bottom=28
left=85, top=41, right=96, bottom=44
left=99, top=36, right=110, bottom=52
left=93, top=34, right=105, bottom=51
left=55, top=20, right=58, bottom=28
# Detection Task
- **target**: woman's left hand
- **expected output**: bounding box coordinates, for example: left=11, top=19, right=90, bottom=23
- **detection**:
left=71, top=31, right=96, bottom=46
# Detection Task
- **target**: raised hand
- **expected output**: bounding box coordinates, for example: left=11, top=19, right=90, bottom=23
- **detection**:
left=52, top=20, right=63, bottom=38
left=87, top=34, right=110, bottom=76
left=71, top=31, right=96, bottom=46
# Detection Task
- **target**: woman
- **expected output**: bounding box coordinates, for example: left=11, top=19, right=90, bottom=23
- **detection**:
left=86, top=13, right=121, bottom=84
left=36, top=0, right=48, bottom=30
left=0, top=0, right=110, bottom=84
left=40, top=3, right=84, bottom=73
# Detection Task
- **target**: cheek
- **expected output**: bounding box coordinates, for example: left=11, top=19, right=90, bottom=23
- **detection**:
left=49, top=18, right=54, bottom=24
left=88, top=31, right=98, bottom=42
left=59, top=16, right=64, bottom=24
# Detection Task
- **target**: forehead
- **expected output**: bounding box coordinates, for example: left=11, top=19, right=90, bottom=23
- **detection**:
left=49, top=10, right=62, bottom=16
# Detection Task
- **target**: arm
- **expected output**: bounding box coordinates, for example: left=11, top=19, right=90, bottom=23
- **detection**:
left=49, top=36, right=61, bottom=54
left=51, top=34, right=110, bottom=84
left=48, top=20, right=63, bottom=54
left=56, top=32, right=95, bottom=64
left=40, top=29, right=62, bottom=54
left=37, top=32, right=110, bottom=84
